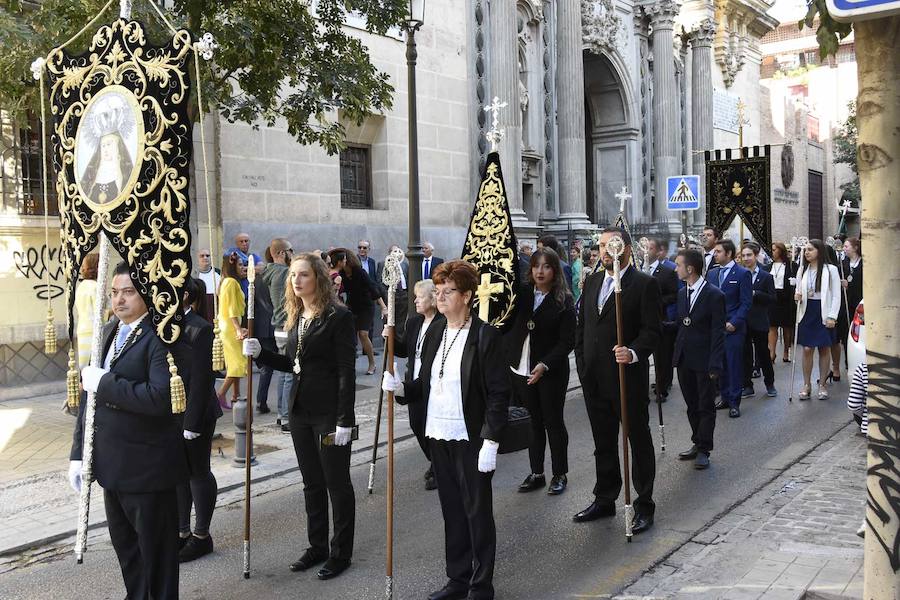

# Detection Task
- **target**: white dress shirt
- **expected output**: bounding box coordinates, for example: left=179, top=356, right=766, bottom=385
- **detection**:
left=104, top=312, right=148, bottom=369
left=771, top=262, right=787, bottom=290
left=426, top=327, right=470, bottom=441
left=597, top=265, right=638, bottom=364
left=511, top=289, right=548, bottom=376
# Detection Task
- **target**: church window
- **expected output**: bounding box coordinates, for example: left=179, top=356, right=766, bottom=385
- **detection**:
left=1, top=111, right=58, bottom=217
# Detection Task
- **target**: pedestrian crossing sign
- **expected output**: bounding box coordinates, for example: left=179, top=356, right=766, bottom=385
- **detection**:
left=667, top=175, right=700, bottom=211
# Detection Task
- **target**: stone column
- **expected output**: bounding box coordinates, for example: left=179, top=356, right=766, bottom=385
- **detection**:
left=647, top=0, right=680, bottom=222
left=691, top=18, right=716, bottom=224
left=555, top=0, right=592, bottom=229
left=488, top=0, right=526, bottom=222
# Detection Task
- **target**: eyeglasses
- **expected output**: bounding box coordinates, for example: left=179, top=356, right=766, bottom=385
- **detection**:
left=434, top=288, right=459, bottom=299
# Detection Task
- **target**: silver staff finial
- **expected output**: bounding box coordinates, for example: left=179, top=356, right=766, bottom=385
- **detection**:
left=615, top=186, right=631, bottom=214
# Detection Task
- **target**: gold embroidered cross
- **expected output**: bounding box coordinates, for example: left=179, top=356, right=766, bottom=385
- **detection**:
left=476, top=273, right=504, bottom=322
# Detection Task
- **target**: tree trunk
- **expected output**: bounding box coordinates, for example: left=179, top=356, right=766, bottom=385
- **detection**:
left=857, top=16, right=900, bottom=599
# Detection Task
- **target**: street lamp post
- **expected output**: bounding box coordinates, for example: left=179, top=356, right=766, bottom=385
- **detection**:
left=403, top=0, right=425, bottom=315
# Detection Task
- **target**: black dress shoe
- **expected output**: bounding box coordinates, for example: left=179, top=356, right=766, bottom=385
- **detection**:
left=428, top=583, right=469, bottom=600
left=729, top=407, right=741, bottom=418
left=715, top=400, right=729, bottom=410
left=316, top=557, right=351, bottom=580
left=678, top=445, right=698, bottom=460
left=517, top=473, right=546, bottom=493
left=178, top=534, right=213, bottom=563
left=694, top=452, right=710, bottom=470
left=547, top=475, right=567, bottom=495
left=741, top=386, right=755, bottom=398
left=257, top=404, right=271, bottom=414
left=573, top=501, right=616, bottom=522
left=631, top=513, right=654, bottom=534
left=178, top=535, right=190, bottom=551
left=289, top=549, right=327, bottom=572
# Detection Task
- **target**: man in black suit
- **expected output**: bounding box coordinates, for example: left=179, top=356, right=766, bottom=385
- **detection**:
left=176, top=278, right=223, bottom=562
left=574, top=227, right=661, bottom=534
left=673, top=249, right=726, bottom=470
left=701, top=226, right=719, bottom=274
left=357, top=239, right=381, bottom=353
left=740, top=242, right=777, bottom=397
left=69, top=262, right=188, bottom=599
left=421, top=241, right=445, bottom=280
left=646, top=238, right=679, bottom=400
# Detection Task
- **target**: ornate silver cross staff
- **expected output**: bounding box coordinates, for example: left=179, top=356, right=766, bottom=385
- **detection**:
left=607, top=235, right=635, bottom=541
left=483, top=96, right=507, bottom=153
left=381, top=248, right=404, bottom=599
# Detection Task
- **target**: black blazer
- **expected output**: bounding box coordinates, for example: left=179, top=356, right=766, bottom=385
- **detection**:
left=70, top=318, right=188, bottom=493
left=403, top=316, right=509, bottom=443
left=394, top=312, right=446, bottom=401
left=256, top=304, right=356, bottom=428
left=344, top=265, right=382, bottom=317
left=842, top=257, right=863, bottom=313
left=650, top=263, right=679, bottom=324
left=505, top=285, right=576, bottom=375
left=747, top=268, right=776, bottom=332
left=179, top=310, right=222, bottom=432
left=674, top=282, right=726, bottom=374
left=575, top=266, right=662, bottom=402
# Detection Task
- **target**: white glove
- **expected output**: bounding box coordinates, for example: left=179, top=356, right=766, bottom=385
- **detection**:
left=333, top=426, right=354, bottom=446
left=68, top=460, right=84, bottom=493
left=477, top=440, right=500, bottom=473
left=242, top=338, right=261, bottom=358
left=381, top=369, right=404, bottom=396
left=788, top=277, right=797, bottom=286
left=81, top=366, right=108, bottom=394
left=183, top=430, right=201, bottom=440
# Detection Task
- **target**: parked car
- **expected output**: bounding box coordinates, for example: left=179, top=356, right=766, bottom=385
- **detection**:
left=848, top=300, right=865, bottom=381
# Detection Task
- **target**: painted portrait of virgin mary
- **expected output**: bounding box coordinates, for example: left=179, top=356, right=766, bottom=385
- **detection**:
left=75, top=87, right=142, bottom=208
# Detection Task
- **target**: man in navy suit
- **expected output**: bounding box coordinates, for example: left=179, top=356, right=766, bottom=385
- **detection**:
left=358, top=240, right=381, bottom=352
left=740, top=242, right=777, bottom=397
left=421, top=242, right=444, bottom=280
left=705, top=239, right=752, bottom=418
left=674, top=249, right=725, bottom=469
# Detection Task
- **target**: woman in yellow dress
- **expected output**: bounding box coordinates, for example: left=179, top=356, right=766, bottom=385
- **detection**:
left=74, top=254, right=100, bottom=368
left=217, top=252, right=248, bottom=410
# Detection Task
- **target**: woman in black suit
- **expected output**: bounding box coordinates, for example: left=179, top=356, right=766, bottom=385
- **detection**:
left=507, top=247, right=576, bottom=495
left=329, top=248, right=386, bottom=375
left=243, top=253, right=356, bottom=581
left=767, top=242, right=797, bottom=362
left=382, top=260, right=508, bottom=600
left=388, top=278, right=445, bottom=490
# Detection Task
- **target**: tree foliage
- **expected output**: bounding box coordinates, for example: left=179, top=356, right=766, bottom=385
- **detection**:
left=798, top=0, right=853, bottom=59
left=0, top=0, right=410, bottom=154
left=833, top=100, right=860, bottom=204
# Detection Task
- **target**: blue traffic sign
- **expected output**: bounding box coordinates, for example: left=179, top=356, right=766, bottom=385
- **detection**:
left=826, top=0, right=900, bottom=21
left=667, top=175, right=700, bottom=211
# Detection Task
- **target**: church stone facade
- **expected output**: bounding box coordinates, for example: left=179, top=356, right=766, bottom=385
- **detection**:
left=213, top=0, right=779, bottom=258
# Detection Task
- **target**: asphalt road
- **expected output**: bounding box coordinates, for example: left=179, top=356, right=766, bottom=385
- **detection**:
left=0, top=362, right=852, bottom=600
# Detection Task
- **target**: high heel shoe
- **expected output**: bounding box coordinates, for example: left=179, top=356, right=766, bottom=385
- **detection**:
left=817, top=386, right=829, bottom=400
left=798, top=385, right=811, bottom=401
left=217, top=394, right=232, bottom=411
left=831, top=370, right=841, bottom=382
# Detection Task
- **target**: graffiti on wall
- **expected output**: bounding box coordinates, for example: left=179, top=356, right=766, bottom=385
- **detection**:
left=13, top=244, right=65, bottom=300
left=866, top=348, right=900, bottom=572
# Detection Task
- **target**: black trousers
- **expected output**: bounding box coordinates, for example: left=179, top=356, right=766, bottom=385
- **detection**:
left=429, top=439, right=496, bottom=600
left=104, top=487, right=180, bottom=600
left=176, top=420, right=217, bottom=536
left=676, top=367, right=717, bottom=454
left=581, top=375, right=656, bottom=516
left=743, top=328, right=774, bottom=387
left=654, top=324, right=677, bottom=395
left=288, top=415, right=355, bottom=560
left=512, top=372, right=569, bottom=476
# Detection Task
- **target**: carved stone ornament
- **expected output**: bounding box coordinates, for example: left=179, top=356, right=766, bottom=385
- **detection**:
left=692, top=17, right=716, bottom=47
left=781, top=143, right=795, bottom=190
left=714, top=0, right=746, bottom=88
left=645, top=0, right=680, bottom=30
left=582, top=0, right=623, bottom=54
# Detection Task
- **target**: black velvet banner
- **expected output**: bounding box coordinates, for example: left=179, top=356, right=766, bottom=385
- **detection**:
left=47, top=20, right=194, bottom=344
left=705, top=146, right=772, bottom=248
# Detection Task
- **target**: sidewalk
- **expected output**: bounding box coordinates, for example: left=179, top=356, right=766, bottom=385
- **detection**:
left=0, top=354, right=412, bottom=557
left=619, top=423, right=867, bottom=600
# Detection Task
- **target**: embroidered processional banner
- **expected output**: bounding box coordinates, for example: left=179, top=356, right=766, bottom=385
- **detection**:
left=705, top=146, right=772, bottom=248
left=47, top=19, right=194, bottom=343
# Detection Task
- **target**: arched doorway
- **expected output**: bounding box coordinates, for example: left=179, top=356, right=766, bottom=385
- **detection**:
left=583, top=51, right=639, bottom=225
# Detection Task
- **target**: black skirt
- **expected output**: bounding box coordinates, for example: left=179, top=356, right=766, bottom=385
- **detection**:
left=769, top=286, right=796, bottom=328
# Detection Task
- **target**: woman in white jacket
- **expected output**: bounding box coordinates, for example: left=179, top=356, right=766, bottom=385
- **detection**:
left=794, top=239, right=841, bottom=400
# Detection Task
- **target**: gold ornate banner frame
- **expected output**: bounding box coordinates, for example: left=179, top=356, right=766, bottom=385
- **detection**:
left=704, top=146, right=772, bottom=249
left=47, top=19, right=193, bottom=344
left=461, top=151, right=520, bottom=328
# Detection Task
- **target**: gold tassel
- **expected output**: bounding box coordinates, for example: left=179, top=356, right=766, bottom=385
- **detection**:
left=44, top=309, right=57, bottom=355
left=66, top=348, right=80, bottom=410
left=211, top=322, right=225, bottom=372
left=167, top=352, right=186, bottom=414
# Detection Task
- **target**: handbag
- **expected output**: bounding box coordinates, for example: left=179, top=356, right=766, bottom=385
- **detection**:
left=476, top=323, right=533, bottom=454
